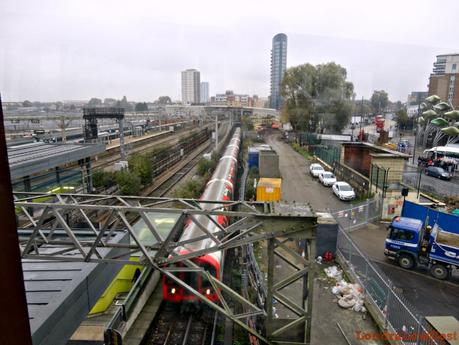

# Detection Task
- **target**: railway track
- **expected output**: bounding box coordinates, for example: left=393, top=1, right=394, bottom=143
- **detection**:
left=142, top=303, right=215, bottom=345
left=93, top=126, right=209, bottom=169
left=149, top=143, right=211, bottom=197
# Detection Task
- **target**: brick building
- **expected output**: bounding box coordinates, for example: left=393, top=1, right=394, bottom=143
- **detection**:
left=428, top=54, right=459, bottom=107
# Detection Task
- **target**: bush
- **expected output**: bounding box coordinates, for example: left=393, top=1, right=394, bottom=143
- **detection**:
left=128, top=154, right=153, bottom=185
left=173, top=179, right=203, bottom=199
left=93, top=170, right=115, bottom=189
left=116, top=170, right=141, bottom=195
left=248, top=166, right=259, bottom=178
left=291, top=142, right=312, bottom=160
left=245, top=177, right=256, bottom=200
left=196, top=153, right=218, bottom=177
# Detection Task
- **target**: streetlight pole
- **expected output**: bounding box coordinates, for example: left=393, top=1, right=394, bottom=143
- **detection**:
left=412, top=102, right=421, bottom=165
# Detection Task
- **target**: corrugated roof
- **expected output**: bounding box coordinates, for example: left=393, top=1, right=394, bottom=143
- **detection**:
left=258, top=177, right=282, bottom=188
left=8, top=142, right=105, bottom=180
left=24, top=232, right=127, bottom=345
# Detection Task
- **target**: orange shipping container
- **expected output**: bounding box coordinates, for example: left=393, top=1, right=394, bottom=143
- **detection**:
left=256, top=178, right=282, bottom=202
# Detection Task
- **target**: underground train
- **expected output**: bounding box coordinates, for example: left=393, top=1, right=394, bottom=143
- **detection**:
left=163, top=127, right=241, bottom=303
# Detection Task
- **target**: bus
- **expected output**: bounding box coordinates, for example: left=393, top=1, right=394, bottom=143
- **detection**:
left=423, top=146, right=459, bottom=161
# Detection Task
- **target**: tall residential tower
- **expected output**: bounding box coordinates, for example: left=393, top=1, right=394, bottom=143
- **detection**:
left=270, top=33, right=288, bottom=110
left=200, top=82, right=209, bottom=104
left=181, top=69, right=201, bottom=104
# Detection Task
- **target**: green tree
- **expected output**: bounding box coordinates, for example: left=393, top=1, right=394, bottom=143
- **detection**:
left=156, top=96, right=172, bottom=105
left=88, top=98, right=102, bottom=106
left=370, top=90, right=389, bottom=114
left=115, top=170, right=141, bottom=195
left=93, top=170, right=115, bottom=189
left=281, top=62, right=354, bottom=133
left=128, top=154, right=152, bottom=185
left=394, top=108, right=411, bottom=130
left=241, top=115, right=254, bottom=131
left=22, top=100, right=32, bottom=107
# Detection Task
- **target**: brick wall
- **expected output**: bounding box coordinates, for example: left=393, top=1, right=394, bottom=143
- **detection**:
left=343, top=146, right=372, bottom=176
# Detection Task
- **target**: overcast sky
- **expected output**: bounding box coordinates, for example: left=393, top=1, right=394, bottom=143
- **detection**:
left=1, top=0, right=458, bottom=102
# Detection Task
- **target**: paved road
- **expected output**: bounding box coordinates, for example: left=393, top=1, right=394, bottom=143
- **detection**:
left=351, top=225, right=459, bottom=319
left=262, top=133, right=383, bottom=343
left=264, top=133, right=459, bottom=320
left=265, top=133, right=347, bottom=211
left=403, top=164, right=459, bottom=198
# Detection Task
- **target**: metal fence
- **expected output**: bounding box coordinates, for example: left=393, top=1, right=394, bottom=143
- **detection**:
left=330, top=198, right=382, bottom=231
left=310, top=144, right=341, bottom=167
left=333, top=201, right=444, bottom=344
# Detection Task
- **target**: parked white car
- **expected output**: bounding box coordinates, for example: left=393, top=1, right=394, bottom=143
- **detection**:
left=319, top=171, right=337, bottom=186
left=332, top=182, right=356, bottom=201
left=309, top=163, right=325, bottom=177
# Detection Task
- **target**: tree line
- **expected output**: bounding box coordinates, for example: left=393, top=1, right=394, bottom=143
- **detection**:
left=280, top=62, right=406, bottom=133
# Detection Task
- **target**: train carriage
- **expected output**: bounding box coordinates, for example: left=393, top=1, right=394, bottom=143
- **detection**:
left=163, top=128, right=241, bottom=303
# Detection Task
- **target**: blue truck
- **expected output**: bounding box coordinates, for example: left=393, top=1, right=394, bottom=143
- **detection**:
left=384, top=217, right=459, bottom=280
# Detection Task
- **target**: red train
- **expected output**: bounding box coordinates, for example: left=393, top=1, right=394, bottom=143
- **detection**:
left=163, top=128, right=241, bottom=303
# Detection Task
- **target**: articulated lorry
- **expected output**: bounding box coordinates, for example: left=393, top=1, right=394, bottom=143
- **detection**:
left=384, top=217, right=459, bottom=279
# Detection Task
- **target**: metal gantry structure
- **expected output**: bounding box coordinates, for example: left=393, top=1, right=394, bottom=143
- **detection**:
left=15, top=192, right=317, bottom=345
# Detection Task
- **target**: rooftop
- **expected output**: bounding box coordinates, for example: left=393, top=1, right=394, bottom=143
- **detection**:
left=342, top=141, right=410, bottom=158
left=24, top=232, right=127, bottom=345
left=8, top=142, right=105, bottom=180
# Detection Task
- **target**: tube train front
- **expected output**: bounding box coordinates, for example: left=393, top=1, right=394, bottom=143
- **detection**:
left=163, top=127, right=241, bottom=303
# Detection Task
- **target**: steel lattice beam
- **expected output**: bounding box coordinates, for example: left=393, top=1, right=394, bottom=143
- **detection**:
left=14, top=192, right=316, bottom=345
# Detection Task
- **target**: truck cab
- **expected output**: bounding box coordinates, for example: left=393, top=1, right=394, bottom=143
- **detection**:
left=384, top=217, right=423, bottom=270
left=385, top=216, right=459, bottom=280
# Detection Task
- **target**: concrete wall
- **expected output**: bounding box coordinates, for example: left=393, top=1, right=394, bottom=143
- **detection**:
left=379, top=190, right=419, bottom=220
left=259, top=151, right=280, bottom=178
left=370, top=156, right=406, bottom=184
left=333, top=162, right=370, bottom=197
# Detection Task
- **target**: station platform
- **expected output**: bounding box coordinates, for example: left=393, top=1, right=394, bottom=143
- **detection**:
left=105, top=129, right=172, bottom=151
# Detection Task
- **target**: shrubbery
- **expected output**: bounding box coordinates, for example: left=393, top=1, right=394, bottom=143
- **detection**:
left=93, top=170, right=116, bottom=189
left=115, top=170, right=141, bottom=195
left=173, top=179, right=203, bottom=199
left=196, top=153, right=218, bottom=177
left=128, top=154, right=153, bottom=185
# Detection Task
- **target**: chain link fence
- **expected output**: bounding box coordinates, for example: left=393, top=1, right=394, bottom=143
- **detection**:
left=332, top=200, right=445, bottom=344
left=330, top=198, right=382, bottom=231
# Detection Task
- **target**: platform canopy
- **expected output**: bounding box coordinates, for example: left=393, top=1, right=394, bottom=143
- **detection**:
left=8, top=142, right=105, bottom=180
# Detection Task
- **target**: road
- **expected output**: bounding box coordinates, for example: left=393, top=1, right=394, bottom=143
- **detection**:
left=351, top=224, right=459, bottom=319
left=265, top=133, right=347, bottom=211
left=265, top=132, right=459, bottom=322
left=403, top=164, right=459, bottom=198
left=262, top=133, right=384, bottom=344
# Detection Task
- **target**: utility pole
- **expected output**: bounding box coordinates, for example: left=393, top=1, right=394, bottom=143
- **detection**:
left=412, top=102, right=421, bottom=164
